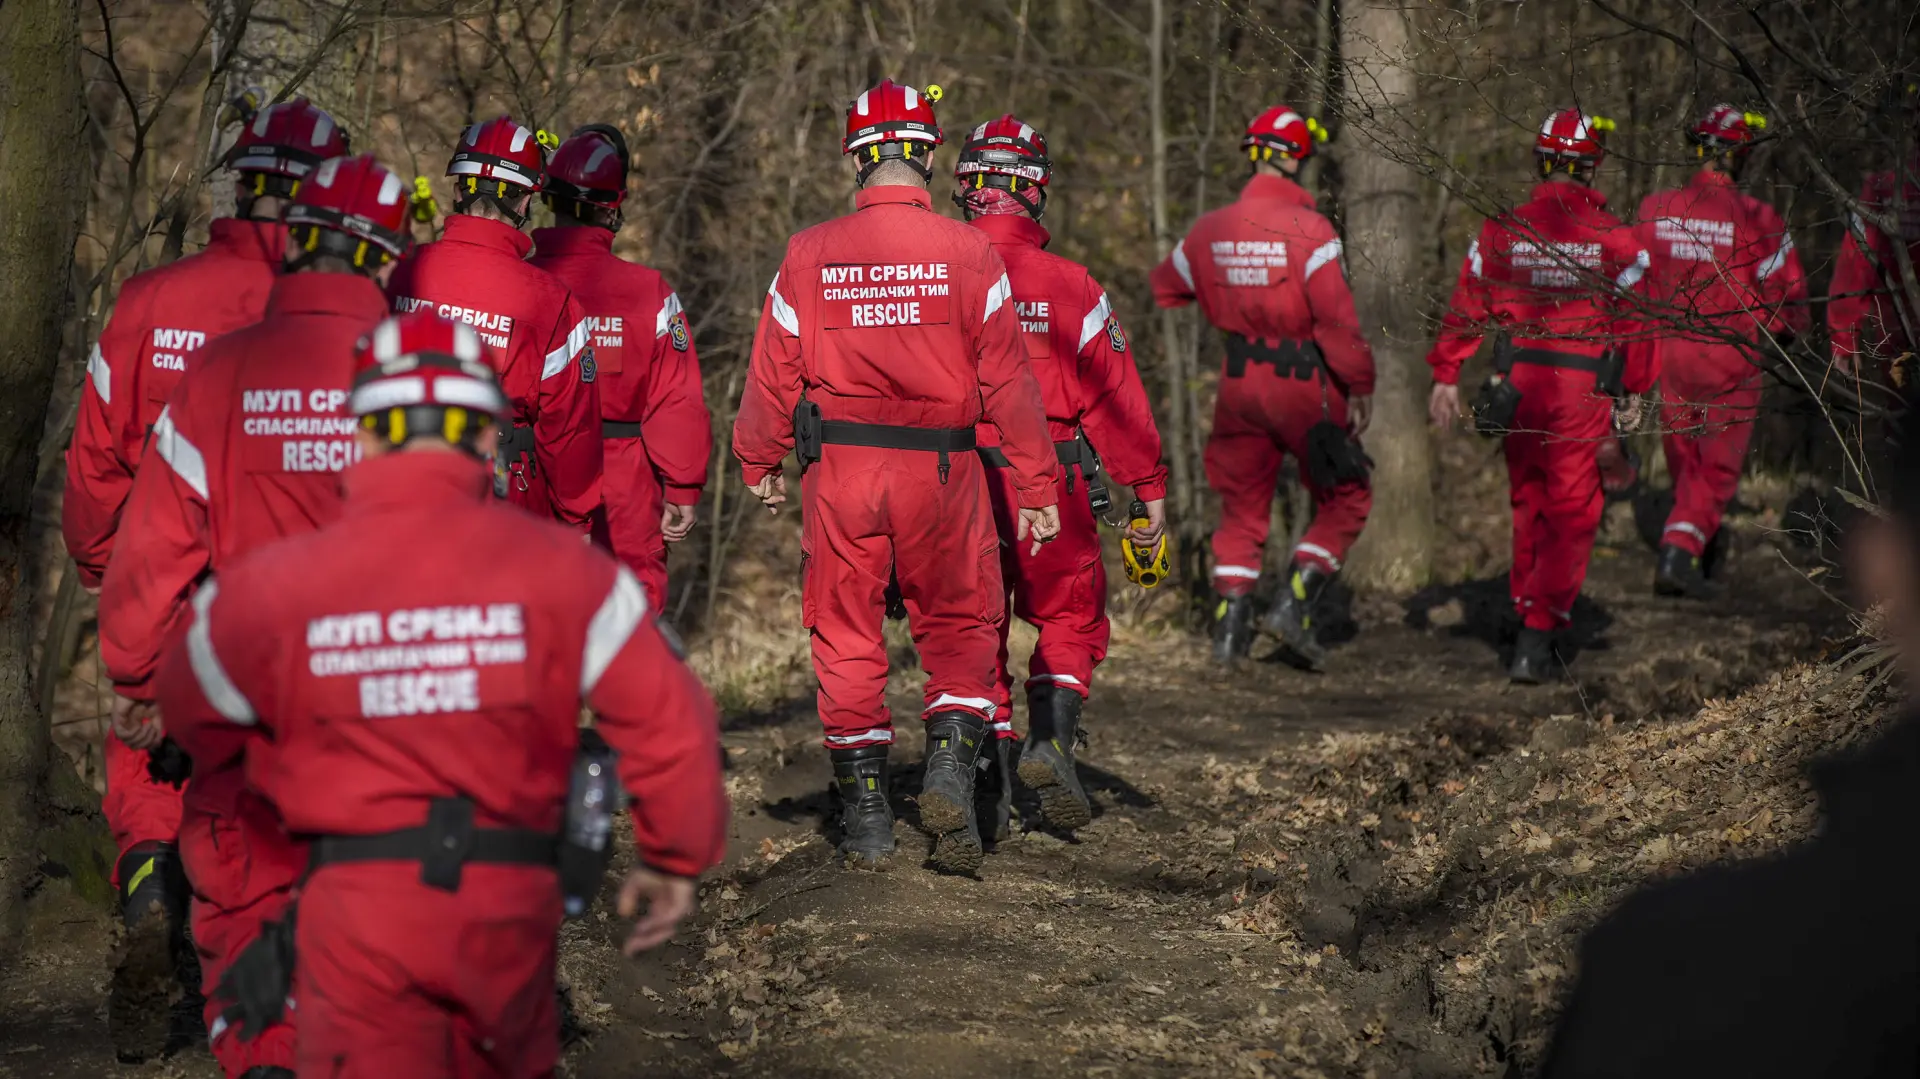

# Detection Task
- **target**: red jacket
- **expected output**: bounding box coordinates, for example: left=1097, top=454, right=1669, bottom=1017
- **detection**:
left=733, top=185, right=1060, bottom=507
left=1829, top=162, right=1920, bottom=364
left=157, top=451, right=728, bottom=879
left=1635, top=169, right=1809, bottom=352
left=386, top=215, right=603, bottom=525
left=63, top=219, right=285, bottom=588
left=1426, top=181, right=1655, bottom=391
left=1150, top=173, right=1375, bottom=395
left=970, top=214, right=1167, bottom=501
left=99, top=271, right=387, bottom=699
left=528, top=227, right=711, bottom=506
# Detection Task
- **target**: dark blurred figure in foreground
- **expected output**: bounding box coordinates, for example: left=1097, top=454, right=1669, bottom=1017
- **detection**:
left=1542, top=415, right=1920, bottom=1076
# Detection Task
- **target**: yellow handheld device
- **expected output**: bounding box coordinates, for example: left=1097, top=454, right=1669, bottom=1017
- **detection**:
left=1121, top=499, right=1169, bottom=589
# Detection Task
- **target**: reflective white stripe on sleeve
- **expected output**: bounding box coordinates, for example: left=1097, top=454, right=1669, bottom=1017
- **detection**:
left=543, top=319, right=590, bottom=381
left=1077, top=293, right=1113, bottom=351
left=188, top=582, right=256, bottom=725
left=1303, top=238, right=1344, bottom=281
left=1755, top=236, right=1794, bottom=282
left=151, top=406, right=209, bottom=501
left=766, top=274, right=800, bottom=337
left=1467, top=239, right=1484, bottom=279
left=655, top=292, right=684, bottom=338
left=1170, top=240, right=1195, bottom=289
left=1615, top=249, right=1650, bottom=290
left=88, top=343, right=111, bottom=404
left=1848, top=212, right=1866, bottom=238
left=1212, top=565, right=1262, bottom=580
left=581, top=565, right=649, bottom=696
left=984, top=274, right=1012, bottom=323
left=926, top=692, right=997, bottom=718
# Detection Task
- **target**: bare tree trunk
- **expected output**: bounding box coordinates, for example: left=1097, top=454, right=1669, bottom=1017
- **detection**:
left=0, top=0, right=91, bottom=955
left=1338, top=0, right=1434, bottom=592
left=1148, top=0, right=1199, bottom=592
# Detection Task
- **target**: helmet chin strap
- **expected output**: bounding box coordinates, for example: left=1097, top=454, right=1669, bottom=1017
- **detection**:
left=457, top=177, right=532, bottom=228
left=856, top=141, right=936, bottom=185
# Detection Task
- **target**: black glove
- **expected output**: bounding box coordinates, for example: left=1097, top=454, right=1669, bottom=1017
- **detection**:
left=1305, top=420, right=1373, bottom=487
left=216, top=907, right=297, bottom=1042
left=146, top=737, right=193, bottom=788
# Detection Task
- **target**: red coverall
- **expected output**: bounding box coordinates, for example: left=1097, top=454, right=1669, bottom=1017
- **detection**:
left=1427, top=181, right=1656, bottom=632
left=159, top=451, right=727, bottom=1079
left=1636, top=169, right=1808, bottom=556
left=733, top=185, right=1059, bottom=749
left=63, top=218, right=284, bottom=861
left=99, top=270, right=386, bottom=1076
left=1829, top=161, right=1920, bottom=370
left=387, top=215, right=603, bottom=527
left=1149, top=172, right=1375, bottom=596
left=529, top=227, right=711, bottom=608
left=970, top=214, right=1166, bottom=724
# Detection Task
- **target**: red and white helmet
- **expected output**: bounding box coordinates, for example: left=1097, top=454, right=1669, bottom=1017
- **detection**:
left=283, top=154, right=413, bottom=270
left=447, top=115, right=547, bottom=193
left=1535, top=108, right=1614, bottom=165
left=350, top=313, right=512, bottom=451
left=954, top=114, right=1052, bottom=218
left=545, top=124, right=629, bottom=209
left=1691, top=104, right=1766, bottom=150
left=844, top=80, right=943, bottom=180
left=1241, top=105, right=1326, bottom=162
left=225, top=98, right=349, bottom=197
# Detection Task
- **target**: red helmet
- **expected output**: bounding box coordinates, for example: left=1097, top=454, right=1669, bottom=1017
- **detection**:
left=545, top=124, right=629, bottom=208
left=283, top=154, right=412, bottom=270
left=1536, top=108, right=1614, bottom=164
left=225, top=98, right=349, bottom=197
left=447, top=115, right=547, bottom=193
left=1691, top=104, right=1766, bottom=150
left=954, top=114, right=1051, bottom=218
left=350, top=313, right=512, bottom=451
left=1241, top=105, right=1326, bottom=161
left=844, top=80, right=943, bottom=181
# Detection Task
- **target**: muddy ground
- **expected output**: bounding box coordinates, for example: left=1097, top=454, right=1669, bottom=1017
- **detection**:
left=0, top=479, right=1872, bottom=1079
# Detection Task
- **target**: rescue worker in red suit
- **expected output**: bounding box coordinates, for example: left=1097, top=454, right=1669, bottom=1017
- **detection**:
left=733, top=80, right=1061, bottom=874
left=1636, top=105, right=1808, bottom=598
left=1426, top=109, right=1657, bottom=683
left=1828, top=139, right=1920, bottom=379
left=1150, top=105, right=1376, bottom=669
left=59, top=97, right=348, bottom=1063
left=158, top=315, right=727, bottom=1078
left=951, top=115, right=1168, bottom=838
left=385, top=115, right=603, bottom=528
left=530, top=124, right=711, bottom=609
left=98, top=154, right=411, bottom=1078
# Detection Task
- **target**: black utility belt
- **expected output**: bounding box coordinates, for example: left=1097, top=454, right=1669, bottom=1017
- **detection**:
left=794, top=400, right=977, bottom=482
left=602, top=420, right=643, bottom=439
left=1225, top=335, right=1324, bottom=379
left=306, top=799, right=556, bottom=893
left=977, top=439, right=1085, bottom=469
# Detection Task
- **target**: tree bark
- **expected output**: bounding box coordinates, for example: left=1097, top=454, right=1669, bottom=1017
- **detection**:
left=1148, top=0, right=1201, bottom=595
left=1338, top=0, right=1434, bottom=592
left=0, top=0, right=91, bottom=956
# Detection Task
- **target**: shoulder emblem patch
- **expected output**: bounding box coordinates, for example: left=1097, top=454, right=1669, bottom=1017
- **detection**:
left=669, top=313, right=690, bottom=353
left=578, top=345, right=597, bottom=384
left=1106, top=316, right=1128, bottom=354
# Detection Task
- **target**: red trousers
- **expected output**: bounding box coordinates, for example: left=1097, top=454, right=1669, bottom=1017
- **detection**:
left=295, top=863, right=564, bottom=1078
left=801, top=445, right=1005, bottom=748
left=1205, top=367, right=1370, bottom=597
left=1504, top=365, right=1610, bottom=632
left=184, top=777, right=305, bottom=1076
left=1660, top=354, right=1760, bottom=557
left=104, top=736, right=184, bottom=868
left=591, top=435, right=668, bottom=609
left=984, top=463, right=1108, bottom=730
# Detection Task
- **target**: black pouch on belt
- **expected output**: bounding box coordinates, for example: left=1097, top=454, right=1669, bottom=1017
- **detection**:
left=792, top=399, right=823, bottom=471
left=558, top=729, right=626, bottom=918
left=215, top=904, right=297, bottom=1043
left=421, top=796, right=477, bottom=891
left=1471, top=333, right=1523, bottom=438
left=146, top=736, right=193, bottom=788
left=1305, top=421, right=1373, bottom=486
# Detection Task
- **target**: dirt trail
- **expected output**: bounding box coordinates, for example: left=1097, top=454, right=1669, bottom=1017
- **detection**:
left=0, top=504, right=1846, bottom=1078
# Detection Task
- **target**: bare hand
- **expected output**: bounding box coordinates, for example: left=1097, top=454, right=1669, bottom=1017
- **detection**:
left=1125, top=498, right=1166, bottom=547
left=660, top=503, right=698, bottom=543
left=747, top=473, right=787, bottom=514
left=1429, top=383, right=1463, bottom=429
left=111, top=694, right=164, bottom=750
left=1833, top=350, right=1856, bottom=378
left=1347, top=394, right=1374, bottom=437
left=1016, top=504, right=1062, bottom=557
left=1613, top=393, right=1645, bottom=432
left=617, top=868, right=698, bottom=956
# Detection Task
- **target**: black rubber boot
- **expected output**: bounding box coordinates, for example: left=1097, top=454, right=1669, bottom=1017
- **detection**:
left=917, top=712, right=986, bottom=874
left=1262, top=562, right=1332, bottom=671
left=1509, top=628, right=1555, bottom=685
left=239, top=1069, right=297, bottom=1079
left=829, top=746, right=896, bottom=869
left=974, top=734, right=1014, bottom=845
left=111, top=841, right=188, bottom=1063
left=1212, top=593, right=1256, bottom=664
left=1654, top=544, right=1724, bottom=599
left=1017, top=684, right=1092, bottom=831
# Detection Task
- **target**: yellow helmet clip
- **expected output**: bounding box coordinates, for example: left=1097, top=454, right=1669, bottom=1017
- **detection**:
left=925, top=84, right=944, bottom=103
left=1589, top=115, right=1618, bottom=134
left=535, top=128, right=561, bottom=153
left=1120, top=500, right=1171, bottom=590
left=411, top=176, right=439, bottom=223
left=1306, top=117, right=1329, bottom=143
left=1743, top=111, right=1768, bottom=131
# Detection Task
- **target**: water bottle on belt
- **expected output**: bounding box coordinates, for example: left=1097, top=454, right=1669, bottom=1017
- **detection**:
left=559, top=729, right=627, bottom=918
